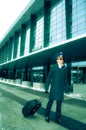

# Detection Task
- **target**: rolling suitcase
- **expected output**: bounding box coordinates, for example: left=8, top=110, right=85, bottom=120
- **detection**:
left=22, top=99, right=41, bottom=117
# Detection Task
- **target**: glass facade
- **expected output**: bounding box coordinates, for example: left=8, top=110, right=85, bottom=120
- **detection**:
left=17, top=36, right=21, bottom=58
left=49, top=0, right=66, bottom=45
left=34, top=17, right=44, bottom=50
left=72, top=0, right=86, bottom=37
left=11, top=41, right=14, bottom=60
left=24, top=28, right=30, bottom=55
left=32, top=66, right=44, bottom=82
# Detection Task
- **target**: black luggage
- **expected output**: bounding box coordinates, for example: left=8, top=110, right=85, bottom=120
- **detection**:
left=22, top=99, right=41, bottom=117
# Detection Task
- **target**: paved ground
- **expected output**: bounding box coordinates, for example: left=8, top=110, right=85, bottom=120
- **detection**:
left=0, top=82, right=86, bottom=130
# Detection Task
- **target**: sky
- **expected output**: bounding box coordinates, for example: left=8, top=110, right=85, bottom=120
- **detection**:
left=0, top=0, right=31, bottom=41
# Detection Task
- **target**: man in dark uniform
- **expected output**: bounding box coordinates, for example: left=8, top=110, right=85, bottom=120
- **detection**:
left=45, top=52, right=68, bottom=125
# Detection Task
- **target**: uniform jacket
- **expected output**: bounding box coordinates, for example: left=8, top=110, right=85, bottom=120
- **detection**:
left=45, top=64, right=68, bottom=101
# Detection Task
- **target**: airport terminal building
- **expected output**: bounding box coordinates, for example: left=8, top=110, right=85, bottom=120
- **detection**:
left=0, top=0, right=86, bottom=92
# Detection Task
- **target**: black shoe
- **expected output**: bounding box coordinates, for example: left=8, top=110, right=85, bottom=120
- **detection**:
left=55, top=119, right=64, bottom=125
left=45, top=116, right=50, bottom=122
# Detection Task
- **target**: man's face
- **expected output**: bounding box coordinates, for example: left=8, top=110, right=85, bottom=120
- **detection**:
left=56, top=56, right=64, bottom=65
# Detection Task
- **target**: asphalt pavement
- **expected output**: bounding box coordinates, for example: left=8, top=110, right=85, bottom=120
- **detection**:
left=0, top=81, right=86, bottom=130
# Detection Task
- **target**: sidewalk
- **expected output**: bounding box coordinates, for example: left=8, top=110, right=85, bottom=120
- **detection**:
left=0, top=82, right=86, bottom=130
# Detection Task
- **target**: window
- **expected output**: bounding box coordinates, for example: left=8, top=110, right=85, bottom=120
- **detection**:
left=32, top=66, right=44, bottom=82
left=11, top=41, right=14, bottom=60
left=24, top=28, right=30, bottom=55
left=17, top=36, right=21, bottom=58
left=49, top=0, right=66, bottom=45
left=33, top=17, right=44, bottom=51
left=72, top=0, right=86, bottom=37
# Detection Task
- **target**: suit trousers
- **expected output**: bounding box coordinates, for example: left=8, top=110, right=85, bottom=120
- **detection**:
left=45, top=99, right=62, bottom=120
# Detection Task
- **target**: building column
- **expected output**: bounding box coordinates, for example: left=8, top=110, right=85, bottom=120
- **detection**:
left=46, top=63, right=50, bottom=76
left=2, top=43, right=6, bottom=63
left=29, top=14, right=36, bottom=52
left=3, top=45, right=5, bottom=63
left=5, top=69, right=8, bottom=79
left=5, top=42, right=8, bottom=62
left=65, top=0, right=72, bottom=39
left=67, top=62, right=73, bottom=92
left=43, top=66, right=47, bottom=83
left=13, top=32, right=19, bottom=59
left=8, top=70, right=10, bottom=79
left=8, top=37, right=13, bottom=61
left=82, top=68, right=86, bottom=84
left=23, top=67, right=28, bottom=81
left=3, top=43, right=8, bottom=63
left=2, top=46, right=5, bottom=63
left=20, top=24, right=26, bottom=56
left=25, top=67, right=28, bottom=81
left=28, top=68, right=33, bottom=85
left=44, top=0, right=51, bottom=47
left=13, top=68, right=16, bottom=80
left=0, top=49, right=3, bottom=63
left=67, top=62, right=72, bottom=86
